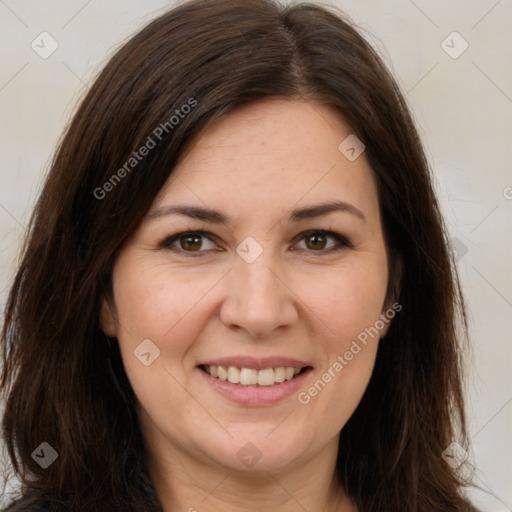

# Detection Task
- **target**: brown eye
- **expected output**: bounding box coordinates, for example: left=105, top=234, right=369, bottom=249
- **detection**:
left=294, top=230, right=350, bottom=252
left=161, top=229, right=350, bottom=257
left=161, top=231, right=217, bottom=256
left=180, top=234, right=203, bottom=251
left=305, top=233, right=328, bottom=250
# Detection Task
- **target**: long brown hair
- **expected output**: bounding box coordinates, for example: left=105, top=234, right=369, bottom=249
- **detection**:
left=1, top=0, right=476, bottom=510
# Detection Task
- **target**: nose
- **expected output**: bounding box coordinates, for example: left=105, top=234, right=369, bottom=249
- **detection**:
left=219, top=248, right=298, bottom=339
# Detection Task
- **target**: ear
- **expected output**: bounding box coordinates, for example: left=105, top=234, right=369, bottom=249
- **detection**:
left=99, top=296, right=117, bottom=337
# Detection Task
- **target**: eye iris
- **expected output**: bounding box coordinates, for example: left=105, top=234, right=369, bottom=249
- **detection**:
left=306, top=233, right=326, bottom=250
left=181, top=234, right=202, bottom=251
left=175, top=232, right=334, bottom=252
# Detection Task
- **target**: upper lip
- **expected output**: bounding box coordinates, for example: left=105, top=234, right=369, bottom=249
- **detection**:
left=197, top=356, right=312, bottom=371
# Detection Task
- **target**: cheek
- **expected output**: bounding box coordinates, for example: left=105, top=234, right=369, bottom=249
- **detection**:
left=300, top=260, right=388, bottom=347
left=110, top=260, right=209, bottom=421
left=112, top=257, right=217, bottom=338
left=295, top=261, right=387, bottom=412
left=110, top=258, right=219, bottom=391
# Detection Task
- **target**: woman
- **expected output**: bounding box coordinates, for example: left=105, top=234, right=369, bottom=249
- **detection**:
left=1, top=0, right=480, bottom=510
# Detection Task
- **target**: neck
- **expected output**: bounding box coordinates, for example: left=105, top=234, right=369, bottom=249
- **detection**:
left=145, top=434, right=358, bottom=512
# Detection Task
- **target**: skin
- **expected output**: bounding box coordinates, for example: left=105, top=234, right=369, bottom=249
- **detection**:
left=100, top=98, right=395, bottom=512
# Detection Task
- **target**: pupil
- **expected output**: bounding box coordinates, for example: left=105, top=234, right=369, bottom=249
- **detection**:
left=308, top=234, right=325, bottom=250
left=182, top=235, right=201, bottom=250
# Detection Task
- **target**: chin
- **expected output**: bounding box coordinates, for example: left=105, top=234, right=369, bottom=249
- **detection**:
left=199, top=429, right=309, bottom=474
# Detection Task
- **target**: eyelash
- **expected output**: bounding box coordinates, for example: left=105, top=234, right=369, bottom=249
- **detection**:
left=159, top=229, right=352, bottom=257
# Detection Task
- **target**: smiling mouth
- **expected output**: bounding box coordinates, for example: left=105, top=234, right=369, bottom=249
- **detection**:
left=198, top=364, right=311, bottom=387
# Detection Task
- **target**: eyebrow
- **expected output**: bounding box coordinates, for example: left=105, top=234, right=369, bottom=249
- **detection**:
left=148, top=200, right=367, bottom=225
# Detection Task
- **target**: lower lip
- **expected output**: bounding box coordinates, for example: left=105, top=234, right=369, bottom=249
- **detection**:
left=196, top=366, right=313, bottom=406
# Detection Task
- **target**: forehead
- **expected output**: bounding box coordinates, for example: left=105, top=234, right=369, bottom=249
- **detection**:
left=153, top=98, right=380, bottom=228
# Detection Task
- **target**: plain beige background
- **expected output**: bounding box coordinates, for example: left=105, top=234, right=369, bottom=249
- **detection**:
left=0, top=0, right=511, bottom=510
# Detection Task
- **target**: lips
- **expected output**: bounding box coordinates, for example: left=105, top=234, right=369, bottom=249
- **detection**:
left=195, top=355, right=313, bottom=405
left=196, top=363, right=313, bottom=406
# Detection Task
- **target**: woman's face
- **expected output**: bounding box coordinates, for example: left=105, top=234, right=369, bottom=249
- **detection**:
left=101, top=98, right=393, bottom=476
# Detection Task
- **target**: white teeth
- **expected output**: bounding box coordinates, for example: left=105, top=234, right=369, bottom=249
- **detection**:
left=274, top=367, right=285, bottom=382
left=203, top=365, right=304, bottom=386
left=217, top=365, right=228, bottom=381
left=240, top=368, right=258, bottom=385
left=257, top=368, right=275, bottom=386
left=227, top=366, right=240, bottom=383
